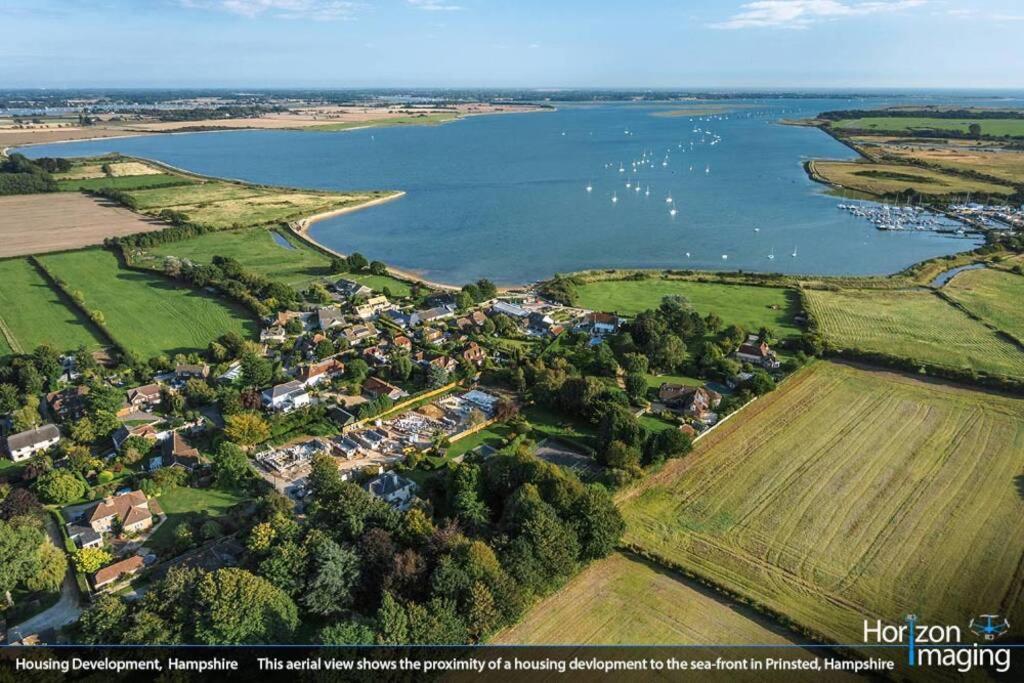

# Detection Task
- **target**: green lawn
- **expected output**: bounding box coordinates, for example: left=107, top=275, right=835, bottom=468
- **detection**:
left=944, top=267, right=1024, bottom=342
left=523, top=405, right=599, bottom=452
left=57, top=174, right=195, bottom=192
left=804, top=287, right=1024, bottom=379
left=832, top=116, right=1024, bottom=138
left=446, top=423, right=513, bottom=459
left=576, top=279, right=802, bottom=340
left=0, top=258, right=105, bottom=356
left=146, top=486, right=247, bottom=554
left=37, top=249, right=258, bottom=359
left=344, top=272, right=412, bottom=297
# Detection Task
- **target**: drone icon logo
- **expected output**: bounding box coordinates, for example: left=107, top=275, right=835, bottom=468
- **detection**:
left=969, top=615, right=1010, bottom=641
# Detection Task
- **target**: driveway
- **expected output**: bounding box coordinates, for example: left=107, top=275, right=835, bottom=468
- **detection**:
left=6, top=515, right=84, bottom=643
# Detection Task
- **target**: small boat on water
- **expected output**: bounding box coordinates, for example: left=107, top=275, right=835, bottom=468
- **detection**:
left=767, top=247, right=775, bottom=260
left=585, top=183, right=593, bottom=193
left=611, top=192, right=618, bottom=203
left=669, top=207, right=678, bottom=216
left=791, top=246, right=798, bottom=257
left=665, top=194, right=673, bottom=204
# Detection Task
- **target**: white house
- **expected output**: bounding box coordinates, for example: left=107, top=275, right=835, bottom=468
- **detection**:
left=5, top=424, right=61, bottom=462
left=262, top=380, right=311, bottom=412
left=355, top=295, right=394, bottom=321
left=365, top=472, right=418, bottom=511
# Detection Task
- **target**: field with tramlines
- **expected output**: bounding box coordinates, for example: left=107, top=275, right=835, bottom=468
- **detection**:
left=619, top=361, right=1024, bottom=646
left=803, top=287, right=1024, bottom=378
left=944, top=267, right=1024, bottom=343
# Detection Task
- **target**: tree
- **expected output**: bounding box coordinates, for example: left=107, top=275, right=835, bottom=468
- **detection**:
left=0, top=383, right=18, bottom=414
left=391, top=354, right=413, bottom=382
left=77, top=594, right=128, bottom=644
left=346, top=252, right=369, bottom=272
left=650, top=334, right=687, bottom=373
left=302, top=535, right=361, bottom=617
left=426, top=363, right=449, bottom=389
left=969, top=122, right=982, bottom=138
left=625, top=372, right=647, bottom=402
left=319, top=619, right=375, bottom=645
left=476, top=279, right=498, bottom=301
left=34, top=469, right=86, bottom=504
left=0, top=488, right=41, bottom=520
left=375, top=591, right=409, bottom=644
left=466, top=581, right=499, bottom=641
left=224, top=412, right=270, bottom=448
left=120, top=435, right=155, bottom=466
left=73, top=546, right=113, bottom=574
left=314, top=338, right=336, bottom=361
left=567, top=485, right=625, bottom=560
left=26, top=542, right=67, bottom=593
left=11, top=395, right=41, bottom=432
left=184, top=378, right=216, bottom=406
left=240, top=353, right=273, bottom=389
left=369, top=260, right=388, bottom=276
left=406, top=597, right=468, bottom=645
left=194, top=568, right=299, bottom=645
left=603, top=440, right=642, bottom=472
left=345, top=358, right=370, bottom=384
left=211, top=442, right=253, bottom=490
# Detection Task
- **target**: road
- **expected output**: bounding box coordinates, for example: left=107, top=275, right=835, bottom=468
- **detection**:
left=5, top=514, right=83, bottom=643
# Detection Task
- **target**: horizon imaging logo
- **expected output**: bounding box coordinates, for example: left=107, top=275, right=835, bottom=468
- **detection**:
left=863, top=614, right=1013, bottom=674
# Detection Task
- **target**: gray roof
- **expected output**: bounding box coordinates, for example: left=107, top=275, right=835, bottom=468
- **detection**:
left=6, top=424, right=60, bottom=452
left=267, top=380, right=306, bottom=400
left=367, top=472, right=415, bottom=497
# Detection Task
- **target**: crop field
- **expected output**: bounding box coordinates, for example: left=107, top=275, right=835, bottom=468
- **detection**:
left=944, top=267, right=1024, bottom=342
left=123, top=181, right=392, bottom=229
left=493, top=552, right=807, bottom=648
left=146, top=227, right=412, bottom=295
left=810, top=160, right=1013, bottom=196
left=307, top=112, right=458, bottom=131
left=804, top=287, right=1024, bottom=378
left=878, top=145, right=1024, bottom=185
left=620, top=361, right=1024, bottom=645
left=37, top=249, right=257, bottom=359
left=0, top=258, right=105, bottom=356
left=576, top=280, right=801, bottom=339
left=57, top=173, right=194, bottom=192
left=832, top=116, right=1024, bottom=138
left=0, top=193, right=166, bottom=257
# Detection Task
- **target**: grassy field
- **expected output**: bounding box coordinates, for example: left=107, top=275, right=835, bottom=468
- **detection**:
left=0, top=258, right=105, bottom=355
left=620, top=361, right=1024, bottom=645
left=944, top=267, right=1024, bottom=342
left=306, top=113, right=458, bottom=131
left=493, top=551, right=807, bottom=647
left=147, top=227, right=412, bottom=294
left=576, top=280, right=802, bottom=339
left=810, top=160, right=1013, bottom=197
left=446, top=423, right=512, bottom=459
left=879, top=145, right=1024, bottom=185
left=146, top=486, right=247, bottom=554
left=523, top=405, right=600, bottom=452
left=37, top=249, right=257, bottom=359
left=804, top=287, right=1024, bottom=378
left=832, top=116, right=1024, bottom=138
left=57, top=173, right=193, bottom=192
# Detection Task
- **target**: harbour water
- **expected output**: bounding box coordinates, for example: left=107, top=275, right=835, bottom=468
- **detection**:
left=22, top=97, right=989, bottom=284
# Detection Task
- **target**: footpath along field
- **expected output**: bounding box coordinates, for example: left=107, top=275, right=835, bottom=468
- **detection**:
left=619, top=361, right=1024, bottom=645
left=37, top=249, right=257, bottom=359
left=803, top=287, right=1024, bottom=378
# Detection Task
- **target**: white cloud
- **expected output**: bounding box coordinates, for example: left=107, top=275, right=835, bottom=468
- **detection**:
left=181, top=0, right=360, bottom=21
left=407, top=0, right=463, bottom=11
left=710, top=0, right=927, bottom=30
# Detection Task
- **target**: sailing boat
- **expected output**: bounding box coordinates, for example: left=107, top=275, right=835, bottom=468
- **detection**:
left=585, top=182, right=593, bottom=193
left=767, top=247, right=775, bottom=260
left=611, top=192, right=618, bottom=203
left=791, top=246, right=798, bottom=257
left=665, top=194, right=673, bottom=204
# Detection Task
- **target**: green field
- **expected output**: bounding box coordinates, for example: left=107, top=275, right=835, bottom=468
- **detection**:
left=523, top=405, right=599, bottom=452
left=37, top=249, right=257, bottom=359
left=620, top=361, right=1024, bottom=645
left=147, top=227, right=411, bottom=295
left=0, top=258, right=105, bottom=356
left=146, top=486, right=247, bottom=554
left=307, top=113, right=458, bottom=131
left=446, top=423, right=512, bottom=459
left=804, top=287, right=1024, bottom=378
left=810, top=160, right=1013, bottom=197
left=576, top=279, right=801, bottom=339
left=57, top=173, right=194, bottom=192
left=493, top=552, right=807, bottom=649
left=944, top=267, right=1024, bottom=342
left=832, top=116, right=1024, bottom=138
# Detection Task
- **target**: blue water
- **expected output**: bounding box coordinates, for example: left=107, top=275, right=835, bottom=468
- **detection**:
left=22, top=98, right=987, bottom=284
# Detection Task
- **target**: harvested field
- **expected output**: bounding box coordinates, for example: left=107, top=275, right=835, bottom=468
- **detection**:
left=810, top=160, right=1013, bottom=197
left=879, top=145, right=1024, bottom=185
left=804, top=287, right=1024, bottom=378
left=0, top=193, right=165, bottom=257
left=493, top=552, right=810, bottom=648
left=944, top=267, right=1024, bottom=342
left=620, top=361, right=1024, bottom=646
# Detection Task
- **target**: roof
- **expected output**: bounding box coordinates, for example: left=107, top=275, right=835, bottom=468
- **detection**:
left=163, top=432, right=202, bottom=469
left=92, top=555, right=144, bottom=587
left=6, top=424, right=60, bottom=452
left=176, top=363, right=209, bottom=374
left=127, top=383, right=161, bottom=402
left=588, top=312, right=619, bottom=326
left=367, top=472, right=415, bottom=497
left=267, top=380, right=307, bottom=400
left=491, top=301, right=529, bottom=318
left=88, top=490, right=152, bottom=525
left=363, top=376, right=404, bottom=397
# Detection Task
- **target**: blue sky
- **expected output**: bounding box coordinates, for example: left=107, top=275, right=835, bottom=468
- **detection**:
left=2, top=0, right=1022, bottom=89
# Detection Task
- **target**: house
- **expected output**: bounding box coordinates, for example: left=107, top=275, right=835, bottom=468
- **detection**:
left=112, top=411, right=163, bottom=451
left=297, top=358, right=344, bottom=387
left=67, top=523, right=103, bottom=549
left=363, top=376, right=408, bottom=401
left=91, top=555, right=145, bottom=591
left=393, top=335, right=412, bottom=352
left=262, top=380, right=311, bottom=412
left=528, top=311, right=556, bottom=336
left=5, top=424, right=61, bottom=462
left=490, top=301, right=530, bottom=319
left=469, top=310, right=488, bottom=327
left=316, top=307, right=346, bottom=331
left=157, top=432, right=203, bottom=471
left=334, top=278, right=373, bottom=299
left=331, top=435, right=361, bottom=458
left=355, top=295, right=393, bottom=321
left=260, top=325, right=287, bottom=343
left=365, top=472, right=418, bottom=511
left=362, top=345, right=390, bottom=366
left=426, top=355, right=458, bottom=373
left=463, top=389, right=500, bottom=414
left=582, top=312, right=621, bottom=336
left=87, top=490, right=158, bottom=534
left=328, top=406, right=356, bottom=431
left=735, top=335, right=781, bottom=370
left=462, top=342, right=487, bottom=367
left=175, top=364, right=209, bottom=380
left=658, top=384, right=721, bottom=421
left=126, top=383, right=161, bottom=408
left=218, top=361, right=242, bottom=384
left=420, top=327, right=444, bottom=345
left=409, top=306, right=455, bottom=327
left=383, top=309, right=411, bottom=329
left=342, top=322, right=379, bottom=345
left=46, top=386, right=89, bottom=422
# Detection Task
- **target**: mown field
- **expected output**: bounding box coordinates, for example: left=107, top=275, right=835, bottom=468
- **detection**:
left=879, top=145, right=1024, bottom=185
left=37, top=249, right=257, bottom=359
left=944, top=267, right=1024, bottom=342
left=493, top=552, right=806, bottom=647
left=620, top=361, right=1024, bottom=645
left=810, top=160, right=1013, bottom=197
left=576, top=279, right=801, bottom=339
left=147, top=227, right=412, bottom=295
left=804, top=287, right=1024, bottom=378
left=832, top=116, right=1024, bottom=138
left=57, top=173, right=192, bottom=192
left=0, top=258, right=105, bottom=356
left=307, top=113, right=458, bottom=131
